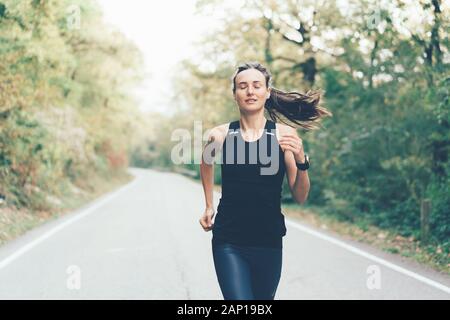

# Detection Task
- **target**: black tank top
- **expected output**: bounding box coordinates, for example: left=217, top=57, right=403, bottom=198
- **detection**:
left=212, top=119, right=287, bottom=248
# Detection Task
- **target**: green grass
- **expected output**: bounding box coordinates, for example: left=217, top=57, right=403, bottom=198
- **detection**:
left=0, top=169, right=134, bottom=247
left=282, top=202, right=450, bottom=275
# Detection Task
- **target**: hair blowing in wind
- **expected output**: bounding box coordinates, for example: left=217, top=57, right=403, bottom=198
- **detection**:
left=231, top=61, right=333, bottom=130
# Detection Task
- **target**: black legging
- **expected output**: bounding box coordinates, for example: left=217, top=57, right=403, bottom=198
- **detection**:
left=212, top=240, right=282, bottom=300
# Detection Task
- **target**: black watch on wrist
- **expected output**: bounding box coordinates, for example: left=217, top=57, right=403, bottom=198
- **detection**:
left=295, top=153, right=310, bottom=171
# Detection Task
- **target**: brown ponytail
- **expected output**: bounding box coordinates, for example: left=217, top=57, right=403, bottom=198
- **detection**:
left=232, top=61, right=333, bottom=130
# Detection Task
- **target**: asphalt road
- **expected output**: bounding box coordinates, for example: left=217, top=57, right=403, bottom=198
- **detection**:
left=0, top=167, right=448, bottom=299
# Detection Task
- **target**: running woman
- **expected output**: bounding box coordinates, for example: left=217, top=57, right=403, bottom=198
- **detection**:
left=199, top=61, right=332, bottom=300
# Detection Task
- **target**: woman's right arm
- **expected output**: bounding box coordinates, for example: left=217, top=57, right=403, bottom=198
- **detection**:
left=199, top=127, right=223, bottom=232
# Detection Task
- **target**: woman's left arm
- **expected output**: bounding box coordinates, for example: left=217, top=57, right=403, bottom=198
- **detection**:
left=278, top=126, right=310, bottom=204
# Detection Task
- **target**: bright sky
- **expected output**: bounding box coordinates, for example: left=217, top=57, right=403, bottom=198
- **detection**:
left=97, top=0, right=216, bottom=114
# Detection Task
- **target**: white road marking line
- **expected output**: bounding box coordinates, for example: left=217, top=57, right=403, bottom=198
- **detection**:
left=0, top=176, right=141, bottom=271
left=286, top=219, right=450, bottom=294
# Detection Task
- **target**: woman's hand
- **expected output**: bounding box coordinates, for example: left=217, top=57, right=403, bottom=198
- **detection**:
left=278, top=133, right=305, bottom=163
left=199, top=208, right=215, bottom=232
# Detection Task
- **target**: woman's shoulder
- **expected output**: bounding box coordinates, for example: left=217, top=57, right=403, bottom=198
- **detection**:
left=275, top=122, right=297, bottom=135
left=206, top=122, right=232, bottom=144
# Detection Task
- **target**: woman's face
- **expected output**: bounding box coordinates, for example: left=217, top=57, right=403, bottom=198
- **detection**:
left=234, top=68, right=270, bottom=111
